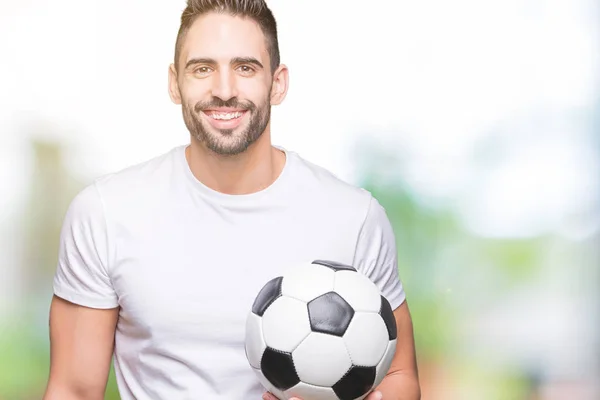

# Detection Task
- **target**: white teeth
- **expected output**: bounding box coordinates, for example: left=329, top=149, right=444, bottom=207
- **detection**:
left=210, top=112, right=243, bottom=120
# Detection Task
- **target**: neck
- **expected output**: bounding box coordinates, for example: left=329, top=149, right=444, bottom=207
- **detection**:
left=186, top=128, right=286, bottom=195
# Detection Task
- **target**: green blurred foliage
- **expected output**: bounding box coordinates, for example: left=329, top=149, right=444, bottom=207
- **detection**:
left=356, top=142, right=556, bottom=399
left=362, top=182, right=457, bottom=360
left=0, top=323, right=50, bottom=400
left=105, top=368, right=121, bottom=400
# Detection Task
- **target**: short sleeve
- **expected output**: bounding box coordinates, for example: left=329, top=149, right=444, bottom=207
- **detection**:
left=53, top=182, right=118, bottom=309
left=353, top=195, right=406, bottom=310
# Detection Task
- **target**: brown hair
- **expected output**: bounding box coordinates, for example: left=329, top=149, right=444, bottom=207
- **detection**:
left=174, top=0, right=280, bottom=73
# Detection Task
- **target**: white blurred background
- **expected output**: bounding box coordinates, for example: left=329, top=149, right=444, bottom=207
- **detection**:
left=1, top=0, right=598, bottom=399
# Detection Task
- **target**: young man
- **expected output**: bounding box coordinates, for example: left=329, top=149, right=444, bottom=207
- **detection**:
left=43, top=1, right=421, bottom=399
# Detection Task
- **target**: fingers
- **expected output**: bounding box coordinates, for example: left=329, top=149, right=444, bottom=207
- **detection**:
left=263, top=390, right=377, bottom=400
left=262, top=393, right=302, bottom=400
left=263, top=390, right=378, bottom=400
left=366, top=390, right=383, bottom=400
left=262, top=393, right=280, bottom=400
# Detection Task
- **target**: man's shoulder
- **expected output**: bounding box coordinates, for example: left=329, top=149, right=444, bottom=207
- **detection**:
left=290, top=150, right=373, bottom=211
left=69, top=145, right=184, bottom=217
left=93, top=145, right=183, bottom=195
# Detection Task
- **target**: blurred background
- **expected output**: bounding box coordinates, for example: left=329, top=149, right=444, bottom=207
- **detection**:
left=0, top=0, right=598, bottom=399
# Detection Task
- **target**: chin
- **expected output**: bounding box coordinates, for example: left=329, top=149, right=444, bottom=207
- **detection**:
left=204, top=133, right=250, bottom=155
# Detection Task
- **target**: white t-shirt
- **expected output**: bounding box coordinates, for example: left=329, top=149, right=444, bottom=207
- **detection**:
left=53, top=144, right=405, bottom=400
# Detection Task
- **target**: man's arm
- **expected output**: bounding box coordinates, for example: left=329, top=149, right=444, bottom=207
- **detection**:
left=43, top=295, right=119, bottom=400
left=374, top=301, right=421, bottom=400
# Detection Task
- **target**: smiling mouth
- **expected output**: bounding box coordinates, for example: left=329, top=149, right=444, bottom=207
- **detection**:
left=203, top=111, right=246, bottom=121
left=201, top=109, right=248, bottom=130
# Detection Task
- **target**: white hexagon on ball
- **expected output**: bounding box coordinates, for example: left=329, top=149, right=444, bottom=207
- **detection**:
left=281, top=262, right=336, bottom=302
left=343, top=311, right=390, bottom=367
left=245, top=312, right=266, bottom=369
left=262, top=296, right=311, bottom=353
left=292, top=332, right=352, bottom=387
left=374, top=339, right=397, bottom=388
left=333, top=270, right=382, bottom=312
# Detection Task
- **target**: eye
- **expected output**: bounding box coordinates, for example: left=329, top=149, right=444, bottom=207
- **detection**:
left=194, top=66, right=213, bottom=75
left=237, top=65, right=255, bottom=75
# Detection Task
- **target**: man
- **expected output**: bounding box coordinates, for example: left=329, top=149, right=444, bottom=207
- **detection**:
left=43, top=0, right=421, bottom=399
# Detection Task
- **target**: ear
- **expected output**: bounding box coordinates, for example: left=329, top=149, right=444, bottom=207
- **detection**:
left=168, top=63, right=182, bottom=105
left=270, top=64, right=289, bottom=106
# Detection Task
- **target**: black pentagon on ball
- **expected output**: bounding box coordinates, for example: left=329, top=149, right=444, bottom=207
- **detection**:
left=261, top=347, right=300, bottom=391
left=252, top=276, right=283, bottom=317
left=379, top=295, right=397, bottom=340
left=311, top=260, right=357, bottom=272
left=307, top=292, right=355, bottom=337
left=332, top=365, right=376, bottom=400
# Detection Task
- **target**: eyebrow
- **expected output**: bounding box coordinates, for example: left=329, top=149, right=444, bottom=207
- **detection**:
left=185, top=57, right=264, bottom=70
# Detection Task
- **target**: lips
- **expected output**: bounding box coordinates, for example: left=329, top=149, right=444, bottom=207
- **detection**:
left=206, top=111, right=245, bottom=121
left=202, top=109, right=247, bottom=130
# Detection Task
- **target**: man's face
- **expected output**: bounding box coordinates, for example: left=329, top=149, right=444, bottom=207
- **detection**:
left=171, top=13, right=275, bottom=156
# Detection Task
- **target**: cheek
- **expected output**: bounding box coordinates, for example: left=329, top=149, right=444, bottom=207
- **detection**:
left=180, top=79, right=211, bottom=101
left=244, top=86, right=271, bottom=107
left=238, top=79, right=271, bottom=102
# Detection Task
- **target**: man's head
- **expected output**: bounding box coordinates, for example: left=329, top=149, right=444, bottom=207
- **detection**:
left=168, top=0, right=288, bottom=156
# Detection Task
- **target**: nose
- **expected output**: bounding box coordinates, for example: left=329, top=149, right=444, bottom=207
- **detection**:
left=210, top=69, right=238, bottom=101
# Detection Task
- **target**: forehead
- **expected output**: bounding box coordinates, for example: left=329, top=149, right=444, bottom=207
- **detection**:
left=181, top=13, right=269, bottom=65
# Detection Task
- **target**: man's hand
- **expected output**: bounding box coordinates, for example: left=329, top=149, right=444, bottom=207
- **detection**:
left=262, top=390, right=383, bottom=400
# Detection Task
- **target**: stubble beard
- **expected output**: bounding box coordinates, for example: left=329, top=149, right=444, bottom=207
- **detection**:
left=182, top=96, right=271, bottom=156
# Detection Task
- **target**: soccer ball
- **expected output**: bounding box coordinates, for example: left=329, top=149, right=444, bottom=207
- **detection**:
left=245, top=260, right=397, bottom=400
